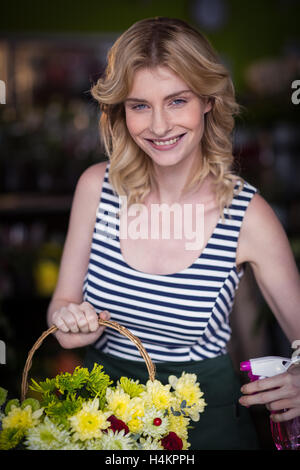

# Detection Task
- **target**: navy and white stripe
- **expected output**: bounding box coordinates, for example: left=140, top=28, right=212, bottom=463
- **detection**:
left=83, top=164, right=257, bottom=363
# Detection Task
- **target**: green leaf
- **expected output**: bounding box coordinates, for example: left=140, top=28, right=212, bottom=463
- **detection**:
left=130, top=433, right=141, bottom=441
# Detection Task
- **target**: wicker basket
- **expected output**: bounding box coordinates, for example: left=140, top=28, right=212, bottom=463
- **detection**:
left=21, top=319, right=156, bottom=401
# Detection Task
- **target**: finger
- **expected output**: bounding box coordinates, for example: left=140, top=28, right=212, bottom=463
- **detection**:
left=268, top=393, right=300, bottom=412
left=241, top=373, right=287, bottom=395
left=52, top=308, right=70, bottom=333
left=99, top=310, right=110, bottom=321
left=68, top=303, right=91, bottom=333
left=80, top=302, right=99, bottom=332
left=271, top=407, right=300, bottom=422
left=239, top=387, right=287, bottom=407
left=99, top=310, right=110, bottom=329
left=53, top=307, right=80, bottom=333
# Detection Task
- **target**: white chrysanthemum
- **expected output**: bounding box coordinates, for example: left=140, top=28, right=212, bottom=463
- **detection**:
left=84, top=438, right=103, bottom=450
left=99, top=429, right=137, bottom=450
left=141, top=406, right=169, bottom=439
left=139, top=436, right=164, bottom=450
left=24, top=416, right=71, bottom=450
left=61, top=441, right=84, bottom=450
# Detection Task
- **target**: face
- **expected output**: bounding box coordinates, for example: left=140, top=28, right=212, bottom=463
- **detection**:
left=124, top=66, right=211, bottom=169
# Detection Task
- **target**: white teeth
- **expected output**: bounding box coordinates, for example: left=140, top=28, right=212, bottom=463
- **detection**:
left=152, top=136, right=181, bottom=146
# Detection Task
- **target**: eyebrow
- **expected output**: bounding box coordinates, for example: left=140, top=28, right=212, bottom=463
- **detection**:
left=125, top=89, right=193, bottom=103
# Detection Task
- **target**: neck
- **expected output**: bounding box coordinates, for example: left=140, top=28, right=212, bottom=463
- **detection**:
left=150, top=155, right=201, bottom=205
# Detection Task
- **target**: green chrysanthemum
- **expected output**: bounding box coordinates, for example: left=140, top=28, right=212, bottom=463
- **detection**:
left=117, top=377, right=145, bottom=398
left=0, top=427, right=24, bottom=450
left=5, top=399, right=20, bottom=415
left=21, top=398, right=41, bottom=412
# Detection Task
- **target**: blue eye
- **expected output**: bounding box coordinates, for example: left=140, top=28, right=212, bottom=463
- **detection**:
left=172, top=99, right=186, bottom=106
left=131, top=103, right=148, bottom=110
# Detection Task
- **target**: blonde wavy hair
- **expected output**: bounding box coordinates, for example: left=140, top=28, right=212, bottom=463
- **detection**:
left=91, top=17, right=243, bottom=213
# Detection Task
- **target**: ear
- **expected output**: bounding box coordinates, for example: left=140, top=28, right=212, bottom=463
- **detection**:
left=204, top=98, right=213, bottom=114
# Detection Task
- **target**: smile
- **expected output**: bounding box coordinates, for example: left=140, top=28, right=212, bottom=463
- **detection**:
left=146, top=133, right=186, bottom=149
left=153, top=135, right=181, bottom=146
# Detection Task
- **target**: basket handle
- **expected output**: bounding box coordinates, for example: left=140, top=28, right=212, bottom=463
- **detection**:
left=21, top=318, right=156, bottom=401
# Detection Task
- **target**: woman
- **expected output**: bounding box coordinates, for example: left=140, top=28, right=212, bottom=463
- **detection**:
left=47, top=18, right=300, bottom=449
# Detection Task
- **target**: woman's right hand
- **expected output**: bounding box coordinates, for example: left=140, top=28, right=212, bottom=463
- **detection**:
left=51, top=301, right=110, bottom=349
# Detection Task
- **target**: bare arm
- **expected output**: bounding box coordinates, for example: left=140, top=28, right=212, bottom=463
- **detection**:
left=237, top=193, right=300, bottom=342
left=47, top=161, right=109, bottom=349
left=237, top=193, right=300, bottom=421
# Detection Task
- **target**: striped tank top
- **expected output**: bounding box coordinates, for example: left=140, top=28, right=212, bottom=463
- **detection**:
left=83, top=163, right=257, bottom=363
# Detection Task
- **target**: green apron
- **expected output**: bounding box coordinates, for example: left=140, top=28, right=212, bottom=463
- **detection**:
left=84, top=347, right=259, bottom=450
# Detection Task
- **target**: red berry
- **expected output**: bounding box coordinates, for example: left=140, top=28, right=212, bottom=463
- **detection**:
left=153, top=417, right=162, bottom=426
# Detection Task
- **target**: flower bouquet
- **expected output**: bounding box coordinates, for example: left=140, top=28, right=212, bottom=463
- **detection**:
left=0, top=320, right=206, bottom=450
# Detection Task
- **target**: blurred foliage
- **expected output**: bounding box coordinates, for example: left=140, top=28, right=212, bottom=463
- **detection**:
left=1, top=0, right=299, bottom=96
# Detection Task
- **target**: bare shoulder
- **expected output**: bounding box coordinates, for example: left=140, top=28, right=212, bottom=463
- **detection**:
left=237, top=192, right=290, bottom=266
left=242, top=192, right=280, bottom=229
left=76, top=161, right=108, bottom=196
left=68, top=160, right=108, bottom=226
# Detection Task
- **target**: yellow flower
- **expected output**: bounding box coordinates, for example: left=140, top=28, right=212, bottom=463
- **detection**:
left=169, top=372, right=206, bottom=421
left=69, top=398, right=110, bottom=441
left=126, top=397, right=145, bottom=433
left=181, top=437, right=191, bottom=450
left=168, top=412, right=190, bottom=441
left=2, top=405, right=43, bottom=431
left=141, top=380, right=173, bottom=411
left=105, top=388, right=131, bottom=421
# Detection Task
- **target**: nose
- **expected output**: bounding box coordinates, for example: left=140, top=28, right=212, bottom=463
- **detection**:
left=149, top=107, right=172, bottom=137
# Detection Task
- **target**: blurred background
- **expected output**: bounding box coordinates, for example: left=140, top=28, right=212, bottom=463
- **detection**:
left=0, top=0, right=299, bottom=450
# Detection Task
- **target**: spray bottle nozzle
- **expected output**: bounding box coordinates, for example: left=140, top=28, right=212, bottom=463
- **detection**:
left=240, top=361, right=251, bottom=371
left=240, top=356, right=292, bottom=381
